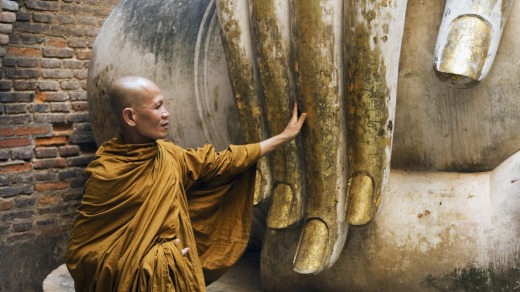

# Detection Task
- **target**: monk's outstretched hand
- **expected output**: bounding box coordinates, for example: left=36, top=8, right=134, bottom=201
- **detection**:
left=260, top=103, right=307, bottom=157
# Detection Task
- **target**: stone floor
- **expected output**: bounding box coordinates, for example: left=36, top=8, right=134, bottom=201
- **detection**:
left=43, top=251, right=263, bottom=291
left=207, top=251, right=263, bottom=292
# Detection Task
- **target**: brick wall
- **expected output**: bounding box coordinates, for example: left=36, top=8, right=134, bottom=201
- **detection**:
left=0, top=0, right=118, bottom=290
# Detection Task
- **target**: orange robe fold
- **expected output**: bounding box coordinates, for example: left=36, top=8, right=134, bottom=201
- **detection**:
left=65, top=139, right=260, bottom=291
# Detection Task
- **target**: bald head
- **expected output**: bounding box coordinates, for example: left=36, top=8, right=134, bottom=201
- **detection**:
left=108, top=76, right=160, bottom=124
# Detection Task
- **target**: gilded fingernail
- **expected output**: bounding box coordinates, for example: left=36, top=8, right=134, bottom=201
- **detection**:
left=267, top=183, right=302, bottom=229
left=347, top=173, right=375, bottom=225
left=434, top=15, right=491, bottom=88
left=293, top=219, right=328, bottom=274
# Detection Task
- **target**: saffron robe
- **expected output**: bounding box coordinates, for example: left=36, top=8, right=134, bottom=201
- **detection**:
left=65, top=138, right=260, bottom=291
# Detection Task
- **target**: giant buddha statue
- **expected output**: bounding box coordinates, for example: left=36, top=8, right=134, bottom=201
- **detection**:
left=87, top=0, right=520, bottom=290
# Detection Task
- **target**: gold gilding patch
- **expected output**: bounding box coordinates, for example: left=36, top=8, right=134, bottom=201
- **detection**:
left=347, top=173, right=374, bottom=225
left=436, top=15, right=491, bottom=88
left=345, top=20, right=391, bottom=226
left=293, top=219, right=328, bottom=274
left=267, top=183, right=300, bottom=229
left=253, top=169, right=262, bottom=204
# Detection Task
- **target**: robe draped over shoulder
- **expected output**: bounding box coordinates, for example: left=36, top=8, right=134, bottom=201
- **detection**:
left=65, top=138, right=260, bottom=291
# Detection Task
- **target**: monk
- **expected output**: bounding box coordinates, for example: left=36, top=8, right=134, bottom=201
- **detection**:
left=65, top=76, right=307, bottom=291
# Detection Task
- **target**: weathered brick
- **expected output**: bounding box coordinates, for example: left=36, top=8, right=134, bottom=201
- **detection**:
left=14, top=80, right=36, bottom=91
left=26, top=1, right=60, bottom=11
left=34, top=171, right=57, bottom=182
left=2, top=56, right=16, bottom=66
left=21, top=34, right=44, bottom=45
left=4, top=232, right=36, bottom=243
left=38, top=204, right=70, bottom=215
left=29, top=103, right=50, bottom=113
left=16, top=125, right=51, bottom=136
left=12, top=147, right=34, bottom=160
left=42, top=69, right=74, bottom=79
left=0, top=80, right=13, bottom=91
left=34, top=147, right=58, bottom=159
left=33, top=13, right=54, bottom=23
left=68, top=133, right=95, bottom=146
left=0, top=162, right=32, bottom=174
left=0, top=184, right=33, bottom=197
left=0, top=210, right=34, bottom=222
left=17, top=57, right=39, bottom=67
left=33, top=113, right=67, bottom=123
left=0, top=34, right=9, bottom=45
left=71, top=101, right=88, bottom=112
left=4, top=103, right=28, bottom=114
left=14, top=22, right=47, bottom=34
left=35, top=181, right=68, bottom=192
left=7, top=47, right=41, bottom=57
left=58, top=168, right=83, bottom=180
left=0, top=225, right=9, bottom=236
left=40, top=225, right=68, bottom=236
left=13, top=197, right=36, bottom=208
left=0, top=138, right=31, bottom=148
left=66, top=154, right=94, bottom=167
left=63, top=190, right=82, bottom=201
left=33, top=157, right=66, bottom=169
left=75, top=49, right=91, bottom=60
left=0, top=199, right=13, bottom=211
left=74, top=69, right=88, bottom=80
left=0, top=127, right=16, bottom=136
left=50, top=102, right=71, bottom=113
left=38, top=194, right=61, bottom=205
left=37, top=80, right=60, bottom=91
left=60, top=80, right=80, bottom=90
left=12, top=222, right=33, bottom=233
left=42, top=47, right=74, bottom=58
left=3, top=171, right=33, bottom=184
left=67, top=112, right=89, bottom=123
left=0, top=23, right=13, bottom=34
left=41, top=58, right=62, bottom=68
left=69, top=177, right=86, bottom=189
left=0, top=150, right=10, bottom=161
left=63, top=59, right=83, bottom=69
left=49, top=25, right=76, bottom=38
left=5, top=67, right=40, bottom=79
left=35, top=136, right=67, bottom=147
left=0, top=115, right=31, bottom=125
left=79, top=17, right=96, bottom=26
left=69, top=91, right=86, bottom=101
left=0, top=12, right=17, bottom=23
left=36, top=91, right=68, bottom=102
left=52, top=124, right=73, bottom=136
left=0, top=174, right=6, bottom=187
left=58, top=145, right=80, bottom=157
left=47, top=38, right=67, bottom=48
left=84, top=27, right=99, bottom=37
left=4, top=1, right=20, bottom=12
left=0, top=91, right=34, bottom=102
left=68, top=38, right=87, bottom=48
left=58, top=15, right=75, bottom=25
left=15, top=11, right=30, bottom=22
left=36, top=218, right=56, bottom=226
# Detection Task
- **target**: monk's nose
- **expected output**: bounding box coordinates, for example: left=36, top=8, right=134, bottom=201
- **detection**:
left=161, top=108, right=169, bottom=118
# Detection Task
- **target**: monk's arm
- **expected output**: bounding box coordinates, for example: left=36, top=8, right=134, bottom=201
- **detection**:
left=260, top=103, right=307, bottom=157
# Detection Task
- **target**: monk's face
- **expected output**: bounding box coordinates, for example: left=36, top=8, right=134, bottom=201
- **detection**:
left=132, top=83, right=170, bottom=143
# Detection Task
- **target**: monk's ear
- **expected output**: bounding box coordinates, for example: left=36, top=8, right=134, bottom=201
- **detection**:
left=122, top=108, right=136, bottom=127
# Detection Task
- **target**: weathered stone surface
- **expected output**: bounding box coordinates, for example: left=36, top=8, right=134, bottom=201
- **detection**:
left=42, top=264, right=74, bottom=292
